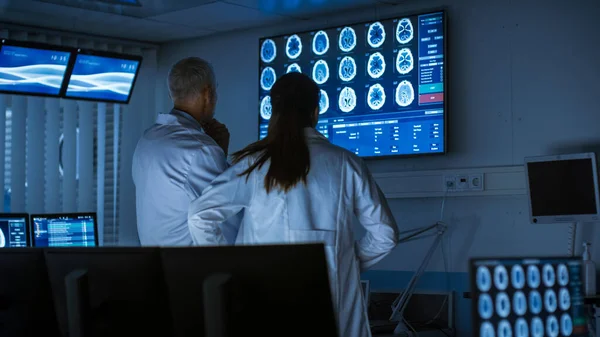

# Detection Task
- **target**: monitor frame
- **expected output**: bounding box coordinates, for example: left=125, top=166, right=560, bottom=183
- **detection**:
left=0, top=213, right=31, bottom=247
left=524, top=152, right=600, bottom=224
left=62, top=48, right=143, bottom=105
left=29, top=212, right=99, bottom=247
left=257, top=8, right=449, bottom=160
left=0, top=39, right=75, bottom=99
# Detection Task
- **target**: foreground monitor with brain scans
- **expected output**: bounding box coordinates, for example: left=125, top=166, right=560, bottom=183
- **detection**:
left=258, top=10, right=447, bottom=158
left=470, top=257, right=588, bottom=337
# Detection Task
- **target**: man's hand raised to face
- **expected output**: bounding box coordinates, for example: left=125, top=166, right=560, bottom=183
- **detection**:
left=202, top=119, right=230, bottom=156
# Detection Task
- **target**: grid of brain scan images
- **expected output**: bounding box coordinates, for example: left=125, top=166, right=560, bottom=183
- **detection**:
left=258, top=11, right=446, bottom=158
left=471, top=258, right=588, bottom=337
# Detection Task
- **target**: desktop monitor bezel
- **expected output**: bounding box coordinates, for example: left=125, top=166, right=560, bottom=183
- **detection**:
left=62, top=49, right=143, bottom=105
left=0, top=39, right=75, bottom=98
left=29, top=212, right=99, bottom=247
left=0, top=213, right=31, bottom=247
left=257, top=8, right=449, bottom=160
left=524, top=152, right=600, bottom=224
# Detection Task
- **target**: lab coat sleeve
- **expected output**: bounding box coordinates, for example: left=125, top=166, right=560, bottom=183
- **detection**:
left=188, top=160, right=254, bottom=246
left=353, top=159, right=399, bottom=271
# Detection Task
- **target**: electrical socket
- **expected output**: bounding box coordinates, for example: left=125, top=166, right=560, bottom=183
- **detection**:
left=443, top=175, right=456, bottom=191
left=443, top=173, right=485, bottom=192
left=468, top=173, right=484, bottom=191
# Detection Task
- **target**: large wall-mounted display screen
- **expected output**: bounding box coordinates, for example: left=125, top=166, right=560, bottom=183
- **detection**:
left=258, top=10, right=447, bottom=158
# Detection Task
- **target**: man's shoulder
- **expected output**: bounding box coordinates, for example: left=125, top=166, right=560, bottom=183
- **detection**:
left=142, top=123, right=218, bottom=152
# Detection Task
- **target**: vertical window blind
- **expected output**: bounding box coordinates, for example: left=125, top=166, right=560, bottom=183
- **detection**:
left=0, top=28, right=158, bottom=246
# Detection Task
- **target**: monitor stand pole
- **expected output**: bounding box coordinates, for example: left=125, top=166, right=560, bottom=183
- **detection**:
left=204, top=273, right=233, bottom=337
left=65, top=269, right=90, bottom=337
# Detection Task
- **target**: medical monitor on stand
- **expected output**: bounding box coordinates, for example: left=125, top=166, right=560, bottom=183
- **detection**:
left=0, top=213, right=30, bottom=248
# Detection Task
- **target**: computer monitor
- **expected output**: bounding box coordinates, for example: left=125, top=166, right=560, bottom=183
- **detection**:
left=0, top=213, right=29, bottom=248
left=63, top=49, right=142, bottom=104
left=44, top=248, right=172, bottom=337
left=0, top=249, right=61, bottom=337
left=470, top=257, right=587, bottom=337
left=525, top=152, right=600, bottom=224
left=161, top=244, right=338, bottom=337
left=31, top=213, right=98, bottom=247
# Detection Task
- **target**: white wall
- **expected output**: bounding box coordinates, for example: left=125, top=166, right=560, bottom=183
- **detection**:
left=156, top=0, right=600, bottom=272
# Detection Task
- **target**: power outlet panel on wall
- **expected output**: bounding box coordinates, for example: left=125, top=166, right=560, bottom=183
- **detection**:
left=444, top=173, right=484, bottom=192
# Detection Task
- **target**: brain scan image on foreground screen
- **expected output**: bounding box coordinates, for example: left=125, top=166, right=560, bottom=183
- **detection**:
left=338, top=27, right=357, bottom=53
left=260, top=95, right=272, bottom=120
left=260, top=67, right=276, bottom=91
left=338, top=87, right=357, bottom=113
left=396, top=48, right=414, bottom=75
left=367, top=52, right=386, bottom=79
left=286, top=34, right=302, bottom=59
left=338, top=56, right=357, bottom=82
left=312, top=30, right=329, bottom=56
left=367, top=22, right=386, bottom=48
left=319, top=89, right=329, bottom=114
left=396, top=18, right=414, bottom=44
left=367, top=84, right=386, bottom=110
left=395, top=80, right=414, bottom=107
left=287, top=63, right=301, bottom=73
left=312, top=60, right=329, bottom=85
left=0, top=228, right=5, bottom=247
left=260, top=39, right=276, bottom=63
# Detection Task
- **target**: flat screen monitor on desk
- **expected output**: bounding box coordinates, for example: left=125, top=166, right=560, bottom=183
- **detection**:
left=31, top=213, right=98, bottom=247
left=470, top=257, right=587, bottom=337
left=0, top=213, right=29, bottom=248
left=0, top=39, right=72, bottom=97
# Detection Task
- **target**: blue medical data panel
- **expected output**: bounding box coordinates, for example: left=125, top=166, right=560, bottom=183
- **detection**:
left=0, top=41, right=71, bottom=96
left=470, top=257, right=588, bottom=337
left=64, top=52, right=141, bottom=103
left=258, top=11, right=447, bottom=158
left=32, top=213, right=98, bottom=247
left=0, top=214, right=29, bottom=248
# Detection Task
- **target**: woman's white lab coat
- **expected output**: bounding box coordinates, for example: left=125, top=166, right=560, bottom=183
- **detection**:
left=188, top=128, right=399, bottom=337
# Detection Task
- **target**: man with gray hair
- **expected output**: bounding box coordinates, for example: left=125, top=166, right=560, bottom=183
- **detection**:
left=132, top=57, right=233, bottom=246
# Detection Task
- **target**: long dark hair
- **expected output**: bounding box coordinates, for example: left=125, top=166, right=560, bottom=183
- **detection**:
left=232, top=72, right=320, bottom=193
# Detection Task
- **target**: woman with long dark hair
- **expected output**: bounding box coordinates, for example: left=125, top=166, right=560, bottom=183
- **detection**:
left=188, top=72, right=398, bottom=336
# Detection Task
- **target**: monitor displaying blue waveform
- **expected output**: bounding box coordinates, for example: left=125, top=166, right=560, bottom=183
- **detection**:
left=65, top=53, right=140, bottom=103
left=258, top=11, right=447, bottom=158
left=0, top=44, right=71, bottom=96
left=32, top=213, right=97, bottom=247
left=0, top=214, right=29, bottom=248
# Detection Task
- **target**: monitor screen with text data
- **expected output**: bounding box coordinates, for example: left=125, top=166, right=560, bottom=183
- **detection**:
left=0, top=40, right=72, bottom=97
left=64, top=50, right=142, bottom=104
left=31, top=213, right=98, bottom=247
left=258, top=10, right=447, bottom=158
left=470, top=257, right=587, bottom=337
left=0, top=214, right=30, bottom=248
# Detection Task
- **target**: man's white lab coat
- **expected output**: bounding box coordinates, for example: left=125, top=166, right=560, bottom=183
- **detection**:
left=188, top=127, right=399, bottom=337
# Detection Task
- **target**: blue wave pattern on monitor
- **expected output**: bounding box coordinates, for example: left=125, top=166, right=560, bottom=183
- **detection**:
left=286, top=34, right=302, bottom=59
left=367, top=22, right=386, bottom=48
left=338, top=27, right=357, bottom=52
left=367, top=52, right=386, bottom=79
left=260, top=67, right=276, bottom=91
left=261, top=39, right=277, bottom=63
left=66, top=54, right=139, bottom=102
left=312, top=31, right=329, bottom=56
left=0, top=45, right=70, bottom=95
left=338, top=56, right=357, bottom=82
left=367, top=84, right=386, bottom=110
left=312, top=60, right=329, bottom=85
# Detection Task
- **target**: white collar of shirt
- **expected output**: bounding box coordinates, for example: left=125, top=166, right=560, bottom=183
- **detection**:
left=156, top=109, right=205, bottom=133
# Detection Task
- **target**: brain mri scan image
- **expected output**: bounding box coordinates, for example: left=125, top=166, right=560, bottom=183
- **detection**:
left=478, top=294, right=493, bottom=320
left=558, top=264, right=569, bottom=286
left=476, top=266, right=492, bottom=292
left=338, top=56, right=357, bottom=82
left=528, top=265, right=541, bottom=288
left=286, top=34, right=302, bottom=59
left=260, top=39, right=277, bottom=63
left=287, top=63, right=302, bottom=73
left=559, top=288, right=571, bottom=311
left=367, top=22, right=386, bottom=48
left=529, top=290, right=542, bottom=314
left=495, top=292, right=511, bottom=318
left=396, top=48, right=414, bottom=75
left=513, top=291, right=527, bottom=316
left=319, top=89, right=329, bottom=114
left=260, top=67, right=276, bottom=91
left=312, top=60, right=330, bottom=85
left=546, top=315, right=559, bottom=337
left=338, top=27, right=357, bottom=53
left=498, top=320, right=511, bottom=337
left=260, top=95, right=272, bottom=121
left=511, top=264, right=525, bottom=289
left=544, top=289, right=558, bottom=313
left=515, top=318, right=529, bottom=337
left=312, top=30, right=329, bottom=56
left=396, top=18, right=414, bottom=44
left=561, top=313, right=573, bottom=336
left=367, top=52, right=386, bottom=79
left=367, top=84, right=386, bottom=110
left=531, top=317, right=544, bottom=337
left=480, top=322, right=494, bottom=337
left=395, top=80, right=414, bottom=107
left=494, top=265, right=509, bottom=291
left=543, top=264, right=556, bottom=287
left=0, top=228, right=4, bottom=248
left=338, top=87, right=357, bottom=113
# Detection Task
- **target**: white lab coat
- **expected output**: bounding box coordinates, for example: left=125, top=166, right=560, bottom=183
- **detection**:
left=189, top=127, right=399, bottom=337
left=132, top=109, right=237, bottom=246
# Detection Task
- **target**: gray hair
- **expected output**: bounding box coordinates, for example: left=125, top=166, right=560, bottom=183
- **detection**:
left=167, top=57, right=216, bottom=103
